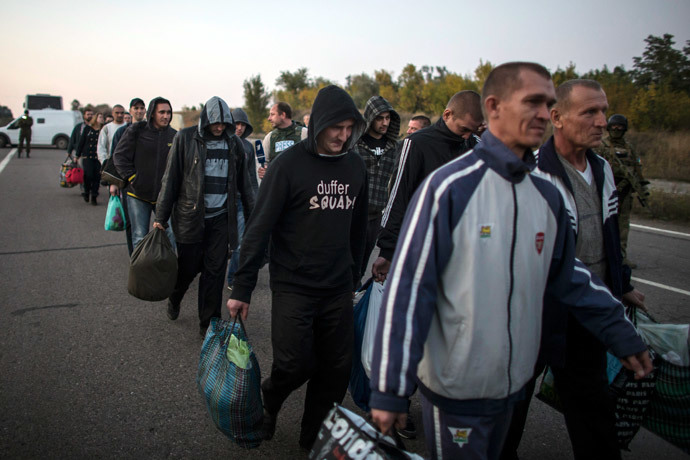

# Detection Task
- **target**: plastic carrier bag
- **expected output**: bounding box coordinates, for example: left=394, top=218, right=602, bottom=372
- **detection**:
left=104, top=195, right=126, bottom=231
left=127, top=227, right=177, bottom=301
left=308, top=405, right=424, bottom=460
left=362, top=280, right=385, bottom=378
left=59, top=155, right=77, bottom=188
left=197, top=317, right=263, bottom=449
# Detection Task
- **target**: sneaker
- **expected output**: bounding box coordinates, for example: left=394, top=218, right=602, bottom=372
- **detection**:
left=167, top=299, right=180, bottom=320
left=262, top=409, right=277, bottom=440
left=396, top=413, right=417, bottom=439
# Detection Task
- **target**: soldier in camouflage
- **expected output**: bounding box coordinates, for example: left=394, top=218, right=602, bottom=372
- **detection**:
left=596, top=114, right=649, bottom=268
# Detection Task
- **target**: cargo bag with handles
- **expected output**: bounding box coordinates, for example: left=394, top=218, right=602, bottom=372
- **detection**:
left=104, top=195, right=127, bottom=231
left=348, top=278, right=373, bottom=412
left=59, top=155, right=77, bottom=188
left=65, top=163, right=84, bottom=185
left=127, top=227, right=177, bottom=301
left=197, top=317, right=263, bottom=449
left=308, top=405, right=424, bottom=460
left=633, top=307, right=690, bottom=454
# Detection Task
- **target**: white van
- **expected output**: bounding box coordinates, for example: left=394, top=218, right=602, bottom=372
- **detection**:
left=0, top=109, right=83, bottom=150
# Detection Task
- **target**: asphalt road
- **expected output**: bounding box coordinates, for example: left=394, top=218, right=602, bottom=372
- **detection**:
left=0, top=147, right=688, bottom=459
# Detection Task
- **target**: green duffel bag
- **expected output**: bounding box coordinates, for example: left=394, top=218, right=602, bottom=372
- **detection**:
left=128, top=227, right=177, bottom=301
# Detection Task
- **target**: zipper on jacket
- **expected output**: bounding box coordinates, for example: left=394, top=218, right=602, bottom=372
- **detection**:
left=506, top=184, right=518, bottom=397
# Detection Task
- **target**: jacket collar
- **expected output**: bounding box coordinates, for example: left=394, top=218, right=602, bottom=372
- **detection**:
left=537, top=135, right=605, bottom=196
left=473, top=130, right=536, bottom=184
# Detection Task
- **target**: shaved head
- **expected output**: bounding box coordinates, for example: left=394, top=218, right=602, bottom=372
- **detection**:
left=446, top=91, right=483, bottom=123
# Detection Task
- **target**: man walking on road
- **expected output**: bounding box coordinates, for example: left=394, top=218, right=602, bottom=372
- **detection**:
left=368, top=62, right=652, bottom=460
left=113, top=97, right=176, bottom=249
left=352, top=95, right=401, bottom=278
left=372, top=90, right=484, bottom=281
left=257, top=102, right=307, bottom=179
left=406, top=115, right=431, bottom=135
left=155, top=97, right=255, bottom=337
left=17, top=110, right=33, bottom=158
left=68, top=108, right=94, bottom=159
left=227, top=85, right=368, bottom=451
left=97, top=104, right=126, bottom=163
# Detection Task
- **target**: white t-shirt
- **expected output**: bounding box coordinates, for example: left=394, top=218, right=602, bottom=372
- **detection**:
left=97, top=121, right=126, bottom=162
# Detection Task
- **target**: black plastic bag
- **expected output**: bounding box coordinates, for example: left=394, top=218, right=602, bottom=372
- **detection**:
left=128, top=227, right=177, bottom=301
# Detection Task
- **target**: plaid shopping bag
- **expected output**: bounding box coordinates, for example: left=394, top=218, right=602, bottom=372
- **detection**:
left=197, top=317, right=263, bottom=448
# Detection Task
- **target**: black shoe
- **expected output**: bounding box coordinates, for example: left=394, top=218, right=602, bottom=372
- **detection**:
left=262, top=409, right=277, bottom=440
left=83, top=194, right=89, bottom=202
left=199, top=325, right=208, bottom=337
left=396, top=413, right=417, bottom=439
left=167, top=299, right=180, bottom=320
left=90, top=196, right=98, bottom=206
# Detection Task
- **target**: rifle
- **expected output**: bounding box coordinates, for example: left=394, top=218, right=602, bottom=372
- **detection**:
left=606, top=146, right=650, bottom=207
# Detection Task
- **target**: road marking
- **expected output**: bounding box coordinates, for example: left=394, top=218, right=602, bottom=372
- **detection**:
left=632, top=277, right=690, bottom=297
left=631, top=223, right=690, bottom=239
left=0, top=148, right=17, bottom=174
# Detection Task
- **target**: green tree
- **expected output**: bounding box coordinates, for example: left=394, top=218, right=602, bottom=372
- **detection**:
left=551, top=62, right=579, bottom=88
left=375, top=69, right=399, bottom=106
left=275, top=68, right=311, bottom=92
left=633, top=34, right=690, bottom=93
left=398, top=64, right=426, bottom=113
left=70, top=99, right=80, bottom=111
left=346, top=72, right=379, bottom=108
left=243, top=74, right=271, bottom=133
left=473, top=59, right=494, bottom=91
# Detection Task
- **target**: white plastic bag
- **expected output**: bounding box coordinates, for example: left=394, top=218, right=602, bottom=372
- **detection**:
left=361, top=281, right=385, bottom=378
left=636, top=311, right=690, bottom=366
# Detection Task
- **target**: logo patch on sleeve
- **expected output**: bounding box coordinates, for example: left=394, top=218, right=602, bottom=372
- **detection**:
left=480, top=225, right=492, bottom=238
left=535, top=232, right=545, bottom=254
left=448, top=427, right=472, bottom=447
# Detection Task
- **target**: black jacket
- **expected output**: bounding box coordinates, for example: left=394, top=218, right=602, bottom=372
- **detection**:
left=377, top=118, right=478, bottom=260
left=230, top=85, right=368, bottom=303
left=231, top=108, right=259, bottom=196
left=113, top=97, right=177, bottom=203
left=154, top=97, right=255, bottom=249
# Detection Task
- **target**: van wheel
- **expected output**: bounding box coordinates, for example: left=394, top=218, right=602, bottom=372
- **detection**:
left=54, top=136, right=69, bottom=150
left=0, top=135, right=8, bottom=149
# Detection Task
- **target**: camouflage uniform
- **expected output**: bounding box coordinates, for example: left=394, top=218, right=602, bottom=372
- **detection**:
left=596, top=135, right=647, bottom=264
left=18, top=115, right=33, bottom=158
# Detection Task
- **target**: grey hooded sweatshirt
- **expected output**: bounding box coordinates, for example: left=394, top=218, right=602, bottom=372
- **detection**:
left=231, top=108, right=259, bottom=195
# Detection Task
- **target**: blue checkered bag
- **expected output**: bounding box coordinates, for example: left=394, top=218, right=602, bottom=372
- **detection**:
left=197, top=317, right=263, bottom=448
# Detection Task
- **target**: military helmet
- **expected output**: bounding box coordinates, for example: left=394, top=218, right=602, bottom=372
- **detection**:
left=607, top=114, right=628, bottom=131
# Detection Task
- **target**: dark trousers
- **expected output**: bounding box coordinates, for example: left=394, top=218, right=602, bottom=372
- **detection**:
left=169, top=213, right=228, bottom=328
left=361, top=215, right=381, bottom=279
left=18, top=133, right=31, bottom=155
left=499, top=373, right=538, bottom=460
left=551, top=317, right=620, bottom=460
left=82, top=158, right=101, bottom=198
left=120, top=187, right=133, bottom=255
left=262, top=290, right=353, bottom=447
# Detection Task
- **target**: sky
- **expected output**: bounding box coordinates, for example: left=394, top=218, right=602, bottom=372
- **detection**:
left=1, top=0, right=688, bottom=117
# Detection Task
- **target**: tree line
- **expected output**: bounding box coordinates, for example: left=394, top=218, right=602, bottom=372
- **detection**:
left=243, top=34, right=690, bottom=133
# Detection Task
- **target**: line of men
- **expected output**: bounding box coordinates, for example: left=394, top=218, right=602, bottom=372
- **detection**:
left=66, top=65, right=651, bottom=459
left=225, top=62, right=652, bottom=459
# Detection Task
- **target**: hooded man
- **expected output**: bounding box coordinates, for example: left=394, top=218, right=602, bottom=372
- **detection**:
left=113, top=97, right=177, bottom=249
left=353, top=96, right=401, bottom=278
left=226, top=107, right=259, bottom=288
left=226, top=85, right=368, bottom=450
left=154, top=97, right=255, bottom=337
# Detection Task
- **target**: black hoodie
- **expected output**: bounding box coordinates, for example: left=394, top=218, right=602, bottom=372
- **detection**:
left=230, top=85, right=368, bottom=302
left=113, top=97, right=177, bottom=203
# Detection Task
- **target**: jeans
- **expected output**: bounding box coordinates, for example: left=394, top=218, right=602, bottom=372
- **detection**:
left=226, top=198, right=245, bottom=286
left=127, top=195, right=175, bottom=250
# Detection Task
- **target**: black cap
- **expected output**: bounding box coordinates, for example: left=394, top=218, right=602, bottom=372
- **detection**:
left=129, top=98, right=145, bottom=108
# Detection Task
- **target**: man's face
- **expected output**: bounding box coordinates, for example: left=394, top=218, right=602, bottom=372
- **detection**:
left=316, top=118, right=355, bottom=156
left=407, top=119, right=424, bottom=134
left=268, top=104, right=286, bottom=129
left=152, top=103, right=172, bottom=129
left=444, top=111, right=483, bottom=140
left=369, top=112, right=391, bottom=138
left=112, top=106, right=125, bottom=124
left=488, top=70, right=556, bottom=152
left=83, top=110, right=94, bottom=122
left=209, top=122, right=225, bottom=137
left=235, top=121, right=246, bottom=137
left=123, top=113, right=132, bottom=123
left=553, top=86, right=608, bottom=150
left=130, top=103, right=146, bottom=122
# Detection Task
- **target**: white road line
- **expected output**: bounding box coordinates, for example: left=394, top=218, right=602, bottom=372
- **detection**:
left=632, top=277, right=690, bottom=297
left=0, top=148, right=17, bottom=174
left=631, top=223, right=690, bottom=239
